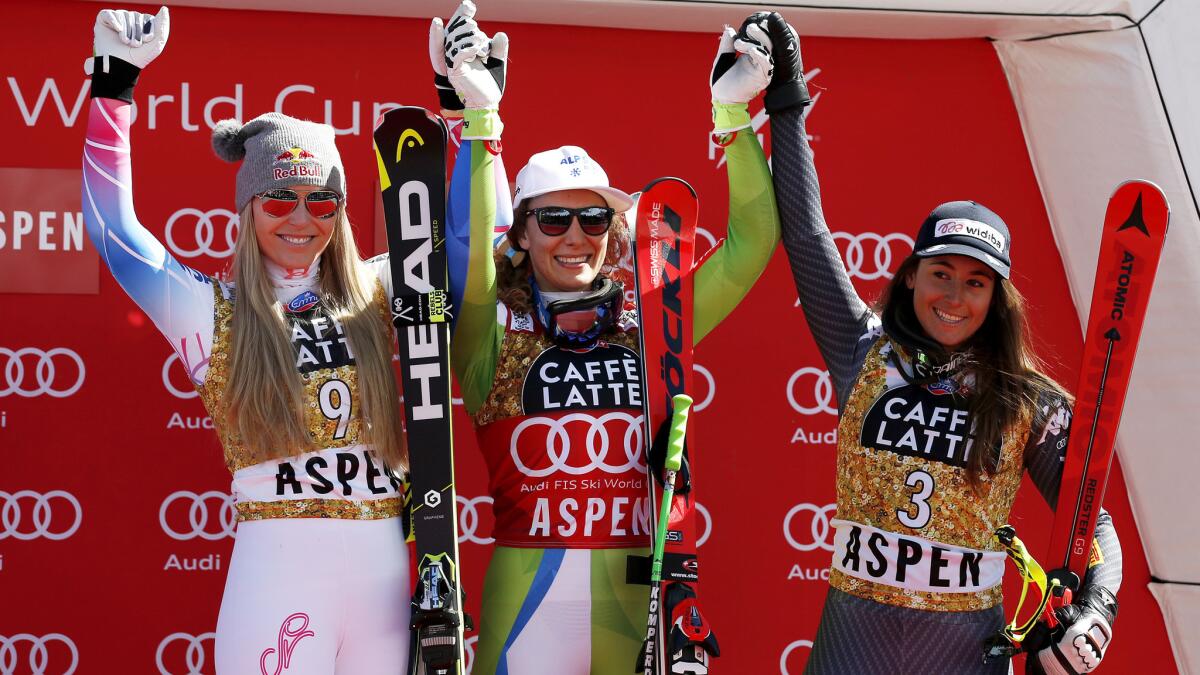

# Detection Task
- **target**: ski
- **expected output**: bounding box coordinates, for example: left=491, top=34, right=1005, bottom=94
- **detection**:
left=628, top=178, right=719, bottom=674
left=374, top=106, right=469, bottom=675
left=1045, top=179, right=1169, bottom=607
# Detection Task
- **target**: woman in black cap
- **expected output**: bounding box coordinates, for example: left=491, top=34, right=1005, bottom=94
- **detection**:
left=746, top=12, right=1124, bottom=675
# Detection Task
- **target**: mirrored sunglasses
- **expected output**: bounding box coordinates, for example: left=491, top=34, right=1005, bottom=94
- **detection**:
left=257, top=189, right=342, bottom=220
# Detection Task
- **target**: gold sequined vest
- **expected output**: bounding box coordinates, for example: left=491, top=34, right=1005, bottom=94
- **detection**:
left=195, top=281, right=403, bottom=522
left=829, top=335, right=1030, bottom=611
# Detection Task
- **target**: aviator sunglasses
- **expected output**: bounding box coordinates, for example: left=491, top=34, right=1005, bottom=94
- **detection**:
left=524, top=206, right=615, bottom=237
left=257, top=189, right=342, bottom=219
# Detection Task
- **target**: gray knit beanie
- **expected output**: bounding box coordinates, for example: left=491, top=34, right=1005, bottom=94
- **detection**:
left=211, top=112, right=346, bottom=212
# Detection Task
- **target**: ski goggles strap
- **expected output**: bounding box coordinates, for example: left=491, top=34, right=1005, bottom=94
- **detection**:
left=985, top=525, right=1062, bottom=659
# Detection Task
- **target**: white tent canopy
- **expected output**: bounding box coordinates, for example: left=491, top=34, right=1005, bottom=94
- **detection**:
left=124, top=0, right=1199, bottom=669
left=113, top=1, right=1167, bottom=39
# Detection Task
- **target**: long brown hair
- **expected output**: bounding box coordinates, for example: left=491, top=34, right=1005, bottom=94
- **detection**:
left=876, top=255, right=1068, bottom=482
left=495, top=207, right=631, bottom=314
left=225, top=205, right=407, bottom=470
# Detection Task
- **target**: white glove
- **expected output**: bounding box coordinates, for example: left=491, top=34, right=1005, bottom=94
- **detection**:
left=90, top=6, right=170, bottom=72
left=442, top=0, right=508, bottom=110
left=1030, top=585, right=1117, bottom=675
left=1033, top=614, right=1112, bottom=674
left=710, top=22, right=772, bottom=106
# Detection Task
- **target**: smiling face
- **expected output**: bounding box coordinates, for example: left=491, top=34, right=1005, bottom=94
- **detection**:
left=906, top=255, right=996, bottom=351
left=251, top=185, right=340, bottom=272
left=518, top=189, right=610, bottom=292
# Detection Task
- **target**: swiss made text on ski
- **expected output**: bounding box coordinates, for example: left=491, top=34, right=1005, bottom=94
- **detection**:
left=629, top=177, right=720, bottom=674
left=1047, top=180, right=1169, bottom=602
left=374, top=106, right=469, bottom=675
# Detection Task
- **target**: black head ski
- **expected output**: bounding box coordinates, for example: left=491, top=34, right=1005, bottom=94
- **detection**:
left=374, top=106, right=469, bottom=675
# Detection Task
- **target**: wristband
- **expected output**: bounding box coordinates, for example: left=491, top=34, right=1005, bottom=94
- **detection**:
left=89, top=55, right=141, bottom=103
left=462, top=108, right=503, bottom=141
left=712, top=102, right=751, bottom=134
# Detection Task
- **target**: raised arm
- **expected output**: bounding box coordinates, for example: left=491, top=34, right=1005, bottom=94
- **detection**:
left=693, top=22, right=781, bottom=344
left=436, top=2, right=508, bottom=414
left=82, top=7, right=216, bottom=384
left=435, top=15, right=512, bottom=329
left=757, top=14, right=875, bottom=404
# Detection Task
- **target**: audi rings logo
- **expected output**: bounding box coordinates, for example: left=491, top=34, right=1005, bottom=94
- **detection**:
left=159, top=491, right=236, bottom=541
left=162, top=353, right=199, bottom=400
left=0, top=491, right=82, bottom=541
left=0, top=348, right=85, bottom=398
left=165, top=208, right=239, bottom=259
left=695, top=502, right=713, bottom=548
left=696, top=226, right=717, bottom=260
left=779, top=639, right=814, bottom=675
left=692, top=364, right=715, bottom=413
left=787, top=367, right=836, bottom=416
left=464, top=635, right=477, bottom=674
left=0, top=634, right=78, bottom=675
left=457, top=495, right=494, bottom=546
left=832, top=231, right=914, bottom=281
left=510, top=412, right=646, bottom=478
left=156, top=632, right=215, bottom=675
left=784, top=503, right=836, bottom=552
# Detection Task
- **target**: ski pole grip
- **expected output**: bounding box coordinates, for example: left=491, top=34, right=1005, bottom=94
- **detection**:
left=666, top=394, right=692, bottom=472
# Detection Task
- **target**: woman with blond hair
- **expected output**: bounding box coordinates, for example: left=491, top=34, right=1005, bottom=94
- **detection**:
left=83, top=8, right=408, bottom=672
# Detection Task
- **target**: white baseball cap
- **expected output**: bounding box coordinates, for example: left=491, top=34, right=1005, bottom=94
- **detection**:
left=513, top=146, right=634, bottom=213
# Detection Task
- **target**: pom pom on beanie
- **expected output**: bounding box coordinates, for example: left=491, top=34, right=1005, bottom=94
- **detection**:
left=210, top=119, right=246, bottom=162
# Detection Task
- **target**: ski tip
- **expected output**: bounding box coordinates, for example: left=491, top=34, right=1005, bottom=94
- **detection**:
left=377, top=105, right=437, bottom=124
left=1111, top=179, right=1168, bottom=211
left=1109, top=178, right=1171, bottom=237
left=1112, top=178, right=1165, bottom=196
left=641, top=176, right=697, bottom=199
left=374, top=105, right=433, bottom=141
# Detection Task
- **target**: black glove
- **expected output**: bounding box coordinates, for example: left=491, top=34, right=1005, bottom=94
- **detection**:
left=647, top=415, right=692, bottom=495
left=1024, top=582, right=1117, bottom=675
left=740, top=12, right=811, bottom=114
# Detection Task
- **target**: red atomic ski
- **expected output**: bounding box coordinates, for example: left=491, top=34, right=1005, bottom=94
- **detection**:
left=629, top=177, right=719, bottom=674
left=1046, top=179, right=1169, bottom=606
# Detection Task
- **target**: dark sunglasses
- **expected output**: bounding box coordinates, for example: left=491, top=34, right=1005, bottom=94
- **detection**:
left=524, top=206, right=615, bottom=237
left=257, top=189, right=342, bottom=219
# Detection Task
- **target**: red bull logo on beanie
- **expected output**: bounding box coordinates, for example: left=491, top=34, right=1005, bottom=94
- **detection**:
left=275, top=147, right=317, bottom=163
left=933, top=218, right=1005, bottom=253
left=271, top=146, right=323, bottom=180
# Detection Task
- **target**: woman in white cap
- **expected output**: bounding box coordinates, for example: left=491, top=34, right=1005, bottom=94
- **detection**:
left=431, top=4, right=781, bottom=673
left=82, top=8, right=410, bottom=671
left=748, top=12, right=1123, bottom=675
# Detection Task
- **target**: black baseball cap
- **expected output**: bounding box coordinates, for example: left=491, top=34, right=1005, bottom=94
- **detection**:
left=912, top=200, right=1012, bottom=279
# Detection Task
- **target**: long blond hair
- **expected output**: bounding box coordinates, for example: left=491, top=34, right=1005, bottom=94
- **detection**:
left=225, top=205, right=406, bottom=470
